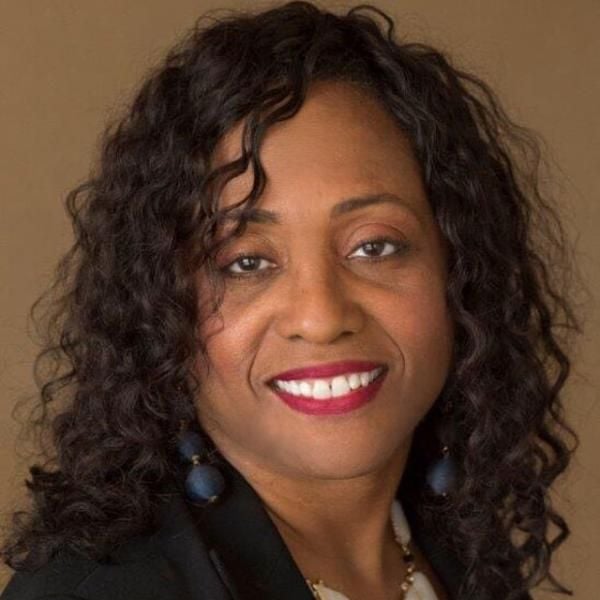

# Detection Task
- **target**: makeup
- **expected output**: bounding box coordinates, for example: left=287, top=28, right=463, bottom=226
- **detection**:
left=270, top=367, right=387, bottom=416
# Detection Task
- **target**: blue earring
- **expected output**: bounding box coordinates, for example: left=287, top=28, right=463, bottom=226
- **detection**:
left=426, top=444, right=457, bottom=497
left=177, top=423, right=226, bottom=504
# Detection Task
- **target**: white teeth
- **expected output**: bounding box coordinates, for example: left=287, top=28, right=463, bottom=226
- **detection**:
left=348, top=373, right=361, bottom=390
left=299, top=381, right=312, bottom=397
left=273, top=367, right=384, bottom=401
left=312, top=380, right=331, bottom=399
left=331, top=375, right=351, bottom=397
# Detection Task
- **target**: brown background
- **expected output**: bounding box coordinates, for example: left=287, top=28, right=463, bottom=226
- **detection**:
left=1, top=0, right=598, bottom=596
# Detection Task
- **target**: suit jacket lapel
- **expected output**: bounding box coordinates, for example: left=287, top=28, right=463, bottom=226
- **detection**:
left=189, top=457, right=316, bottom=599
left=160, top=456, right=467, bottom=599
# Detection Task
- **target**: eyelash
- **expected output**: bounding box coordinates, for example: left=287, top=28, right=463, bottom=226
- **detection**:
left=220, top=236, right=410, bottom=280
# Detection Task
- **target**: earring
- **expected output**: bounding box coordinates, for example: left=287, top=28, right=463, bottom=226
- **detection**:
left=425, top=397, right=457, bottom=497
left=425, top=444, right=457, bottom=497
left=177, top=421, right=226, bottom=504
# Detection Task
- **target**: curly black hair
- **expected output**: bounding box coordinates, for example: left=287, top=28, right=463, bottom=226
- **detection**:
left=1, top=2, right=586, bottom=598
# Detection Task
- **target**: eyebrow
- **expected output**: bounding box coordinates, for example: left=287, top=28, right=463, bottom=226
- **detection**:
left=222, top=192, right=421, bottom=224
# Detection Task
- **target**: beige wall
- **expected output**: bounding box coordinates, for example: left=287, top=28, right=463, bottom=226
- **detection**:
left=1, top=1, right=598, bottom=596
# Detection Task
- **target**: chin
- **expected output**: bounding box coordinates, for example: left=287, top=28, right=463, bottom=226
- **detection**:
left=280, top=442, right=400, bottom=481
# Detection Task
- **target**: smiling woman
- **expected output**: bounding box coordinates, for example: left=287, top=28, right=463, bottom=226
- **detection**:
left=196, top=83, right=454, bottom=472
left=0, top=2, right=583, bottom=600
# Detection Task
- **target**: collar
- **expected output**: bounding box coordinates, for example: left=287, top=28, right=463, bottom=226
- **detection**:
left=155, top=457, right=466, bottom=599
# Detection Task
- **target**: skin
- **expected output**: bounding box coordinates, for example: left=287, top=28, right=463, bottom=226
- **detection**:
left=194, top=80, right=454, bottom=599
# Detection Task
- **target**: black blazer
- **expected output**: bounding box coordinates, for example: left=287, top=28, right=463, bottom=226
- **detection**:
left=1, top=459, right=473, bottom=600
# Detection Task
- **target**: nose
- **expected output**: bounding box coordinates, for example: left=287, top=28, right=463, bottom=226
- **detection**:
left=273, top=259, right=366, bottom=344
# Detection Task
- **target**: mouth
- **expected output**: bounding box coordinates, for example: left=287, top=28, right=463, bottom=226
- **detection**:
left=267, top=359, right=387, bottom=384
left=268, top=366, right=388, bottom=416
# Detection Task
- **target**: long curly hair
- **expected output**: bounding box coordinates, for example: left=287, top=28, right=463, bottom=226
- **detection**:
left=2, top=2, right=586, bottom=598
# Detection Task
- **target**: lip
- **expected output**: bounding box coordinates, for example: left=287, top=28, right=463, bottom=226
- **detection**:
left=271, top=367, right=388, bottom=416
left=268, top=360, right=386, bottom=383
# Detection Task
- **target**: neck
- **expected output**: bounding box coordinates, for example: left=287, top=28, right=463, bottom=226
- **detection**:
left=223, top=441, right=412, bottom=589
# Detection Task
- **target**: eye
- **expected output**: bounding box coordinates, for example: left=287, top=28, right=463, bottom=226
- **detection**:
left=223, top=255, right=275, bottom=276
left=348, top=236, right=409, bottom=260
left=220, top=236, right=410, bottom=280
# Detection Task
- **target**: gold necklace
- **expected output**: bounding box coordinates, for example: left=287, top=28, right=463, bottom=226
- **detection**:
left=304, top=500, right=418, bottom=599
left=305, top=541, right=416, bottom=599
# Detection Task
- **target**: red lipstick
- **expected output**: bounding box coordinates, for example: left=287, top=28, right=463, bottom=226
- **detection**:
left=269, top=360, right=385, bottom=382
left=268, top=362, right=388, bottom=416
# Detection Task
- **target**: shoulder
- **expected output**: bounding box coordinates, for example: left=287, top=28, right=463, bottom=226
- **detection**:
left=0, top=493, right=202, bottom=600
left=1, top=553, right=98, bottom=600
left=0, top=541, right=181, bottom=600
left=0, top=489, right=241, bottom=600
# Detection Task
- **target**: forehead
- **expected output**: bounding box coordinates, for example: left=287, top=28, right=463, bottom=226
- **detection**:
left=210, top=80, right=426, bottom=216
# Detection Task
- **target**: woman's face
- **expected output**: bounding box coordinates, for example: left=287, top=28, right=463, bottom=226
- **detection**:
left=194, top=81, right=454, bottom=483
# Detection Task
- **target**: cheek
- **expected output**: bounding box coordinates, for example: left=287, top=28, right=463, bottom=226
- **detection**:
left=395, top=293, right=451, bottom=348
left=195, top=273, right=253, bottom=381
left=197, top=322, right=244, bottom=384
left=375, top=268, right=450, bottom=337
left=193, top=316, right=254, bottom=436
left=373, top=280, right=454, bottom=390
left=195, top=296, right=264, bottom=393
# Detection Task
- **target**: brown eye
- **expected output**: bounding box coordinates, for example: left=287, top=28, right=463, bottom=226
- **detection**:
left=349, top=236, right=409, bottom=259
left=219, top=236, right=410, bottom=281
left=222, top=255, right=275, bottom=277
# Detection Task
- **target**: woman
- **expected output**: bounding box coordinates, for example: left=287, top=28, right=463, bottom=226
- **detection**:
left=0, top=2, right=583, bottom=599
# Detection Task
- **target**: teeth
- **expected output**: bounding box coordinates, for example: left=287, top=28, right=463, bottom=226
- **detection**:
left=299, top=381, right=312, bottom=397
left=273, top=367, right=384, bottom=401
left=312, top=380, right=331, bottom=399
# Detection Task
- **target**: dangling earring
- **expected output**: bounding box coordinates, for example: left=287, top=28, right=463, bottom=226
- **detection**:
left=425, top=399, right=458, bottom=497
left=177, top=420, right=226, bottom=504
left=425, top=444, right=457, bottom=497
